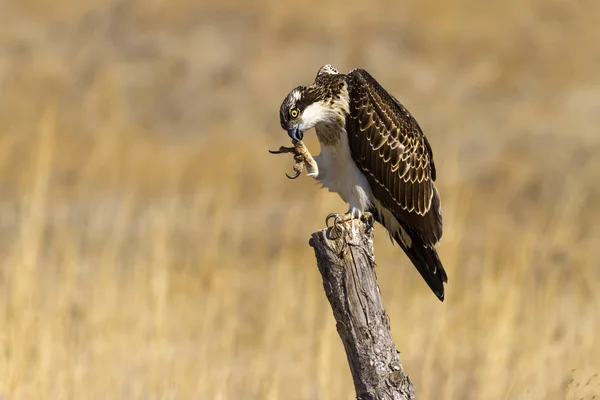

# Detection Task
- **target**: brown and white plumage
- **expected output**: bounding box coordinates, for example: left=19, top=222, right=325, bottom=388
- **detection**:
left=278, top=65, right=448, bottom=301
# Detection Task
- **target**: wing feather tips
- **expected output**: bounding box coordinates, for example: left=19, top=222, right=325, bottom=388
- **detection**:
left=430, top=183, right=443, bottom=241
left=372, top=209, right=447, bottom=301
left=399, top=235, right=448, bottom=301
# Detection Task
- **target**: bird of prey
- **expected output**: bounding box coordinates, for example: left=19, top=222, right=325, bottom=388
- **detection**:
left=270, top=65, right=447, bottom=301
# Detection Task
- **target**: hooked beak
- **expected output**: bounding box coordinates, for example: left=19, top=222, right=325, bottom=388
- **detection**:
left=287, top=125, right=303, bottom=141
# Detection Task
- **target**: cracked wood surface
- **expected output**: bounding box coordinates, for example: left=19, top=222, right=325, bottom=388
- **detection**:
left=309, top=220, right=416, bottom=400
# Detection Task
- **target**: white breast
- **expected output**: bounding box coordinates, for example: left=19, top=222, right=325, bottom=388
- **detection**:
left=313, top=125, right=374, bottom=215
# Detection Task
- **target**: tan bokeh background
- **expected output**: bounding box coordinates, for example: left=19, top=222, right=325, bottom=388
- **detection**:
left=1, top=0, right=599, bottom=398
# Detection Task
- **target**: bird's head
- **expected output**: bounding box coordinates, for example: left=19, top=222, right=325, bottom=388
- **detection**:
left=279, top=65, right=347, bottom=141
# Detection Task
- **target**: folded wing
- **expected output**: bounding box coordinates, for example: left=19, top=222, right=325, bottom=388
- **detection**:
left=345, top=68, right=443, bottom=246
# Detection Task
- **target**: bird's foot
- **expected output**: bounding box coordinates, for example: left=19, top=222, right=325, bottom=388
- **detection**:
left=269, top=140, right=311, bottom=179
left=326, top=209, right=370, bottom=238
left=325, top=212, right=353, bottom=231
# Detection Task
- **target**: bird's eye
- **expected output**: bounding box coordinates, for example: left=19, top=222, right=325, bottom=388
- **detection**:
left=290, top=108, right=299, bottom=118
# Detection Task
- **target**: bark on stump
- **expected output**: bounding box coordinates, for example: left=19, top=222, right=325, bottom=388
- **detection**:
left=309, top=219, right=416, bottom=400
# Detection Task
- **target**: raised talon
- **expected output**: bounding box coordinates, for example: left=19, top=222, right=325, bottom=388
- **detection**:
left=268, top=146, right=295, bottom=155
left=285, top=162, right=304, bottom=179
left=270, top=141, right=309, bottom=179
left=285, top=170, right=301, bottom=179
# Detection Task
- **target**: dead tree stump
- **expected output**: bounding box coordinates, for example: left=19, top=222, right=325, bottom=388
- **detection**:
left=309, top=219, right=416, bottom=400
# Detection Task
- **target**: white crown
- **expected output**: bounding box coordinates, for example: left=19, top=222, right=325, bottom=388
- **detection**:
left=316, top=64, right=339, bottom=77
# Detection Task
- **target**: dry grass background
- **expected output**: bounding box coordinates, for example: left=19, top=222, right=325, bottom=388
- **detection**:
left=0, top=0, right=599, bottom=399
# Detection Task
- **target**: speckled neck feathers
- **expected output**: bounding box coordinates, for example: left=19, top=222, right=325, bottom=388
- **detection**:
left=305, top=69, right=350, bottom=146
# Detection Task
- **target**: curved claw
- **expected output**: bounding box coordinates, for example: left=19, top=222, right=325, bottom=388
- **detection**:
left=269, top=146, right=295, bottom=155
left=325, top=213, right=346, bottom=234
left=333, top=215, right=344, bottom=232
left=271, top=143, right=308, bottom=180
left=286, top=160, right=304, bottom=180
left=269, top=148, right=287, bottom=155
left=285, top=170, right=301, bottom=179
left=325, top=213, right=339, bottom=228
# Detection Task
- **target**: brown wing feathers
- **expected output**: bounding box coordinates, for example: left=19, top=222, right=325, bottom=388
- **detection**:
left=346, top=69, right=442, bottom=243
left=345, top=68, right=447, bottom=300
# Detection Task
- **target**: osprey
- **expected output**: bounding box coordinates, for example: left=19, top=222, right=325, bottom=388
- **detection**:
left=271, top=65, right=447, bottom=301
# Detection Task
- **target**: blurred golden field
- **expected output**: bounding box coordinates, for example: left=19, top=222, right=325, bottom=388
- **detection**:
left=1, top=0, right=599, bottom=399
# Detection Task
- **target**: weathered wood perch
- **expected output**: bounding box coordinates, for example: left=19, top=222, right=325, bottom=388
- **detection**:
left=309, top=219, right=416, bottom=400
